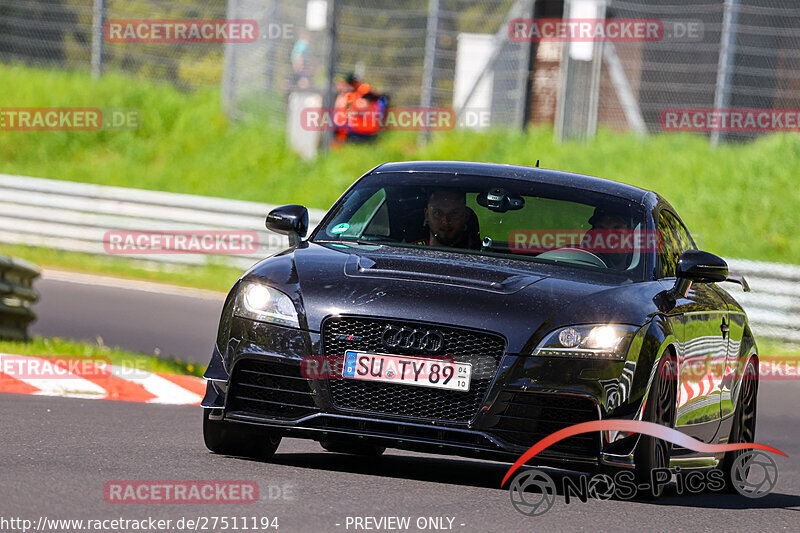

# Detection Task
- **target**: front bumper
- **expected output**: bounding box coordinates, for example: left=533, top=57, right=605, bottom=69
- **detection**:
left=203, top=320, right=644, bottom=468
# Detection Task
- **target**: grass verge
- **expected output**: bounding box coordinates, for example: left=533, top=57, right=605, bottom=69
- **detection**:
left=1, top=65, right=800, bottom=265
left=758, top=340, right=800, bottom=362
left=0, top=243, right=241, bottom=293
left=0, top=336, right=203, bottom=377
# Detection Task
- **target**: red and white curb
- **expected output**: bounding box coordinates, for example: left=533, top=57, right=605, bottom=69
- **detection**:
left=0, top=354, right=205, bottom=405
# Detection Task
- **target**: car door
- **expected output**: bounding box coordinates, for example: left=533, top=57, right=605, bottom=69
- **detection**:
left=712, top=286, right=748, bottom=423
left=657, top=209, right=728, bottom=443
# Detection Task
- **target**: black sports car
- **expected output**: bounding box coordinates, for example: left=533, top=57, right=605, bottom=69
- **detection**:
left=202, top=161, right=756, bottom=497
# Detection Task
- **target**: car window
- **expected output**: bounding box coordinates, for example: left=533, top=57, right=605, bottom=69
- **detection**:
left=313, top=173, right=649, bottom=280
left=657, top=210, right=694, bottom=278
left=331, top=188, right=387, bottom=238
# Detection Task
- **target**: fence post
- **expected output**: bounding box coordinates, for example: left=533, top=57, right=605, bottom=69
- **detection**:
left=221, top=0, right=239, bottom=117
left=520, top=0, right=541, bottom=132
left=554, top=0, right=607, bottom=142
left=711, top=0, right=739, bottom=147
left=91, top=0, right=105, bottom=79
left=512, top=0, right=534, bottom=130
left=419, top=0, right=441, bottom=146
left=321, top=0, right=338, bottom=154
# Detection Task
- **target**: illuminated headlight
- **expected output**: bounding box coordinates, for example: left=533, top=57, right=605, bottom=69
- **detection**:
left=234, top=282, right=299, bottom=328
left=533, top=324, right=639, bottom=360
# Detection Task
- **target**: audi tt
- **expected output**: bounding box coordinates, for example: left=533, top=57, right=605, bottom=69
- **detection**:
left=202, top=161, right=757, bottom=497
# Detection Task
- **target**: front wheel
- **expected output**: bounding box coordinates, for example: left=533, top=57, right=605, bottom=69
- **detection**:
left=203, top=409, right=282, bottom=459
left=634, top=353, right=677, bottom=499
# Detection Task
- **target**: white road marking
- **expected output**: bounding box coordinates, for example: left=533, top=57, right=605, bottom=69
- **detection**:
left=41, top=268, right=226, bottom=300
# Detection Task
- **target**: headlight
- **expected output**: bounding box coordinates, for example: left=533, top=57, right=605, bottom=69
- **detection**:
left=234, top=282, right=299, bottom=328
left=532, top=324, right=639, bottom=360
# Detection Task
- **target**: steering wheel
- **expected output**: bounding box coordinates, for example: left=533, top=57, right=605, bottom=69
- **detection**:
left=535, top=247, right=609, bottom=268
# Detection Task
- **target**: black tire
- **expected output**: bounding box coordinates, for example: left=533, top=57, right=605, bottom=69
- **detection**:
left=719, top=358, right=758, bottom=493
left=634, top=353, right=677, bottom=499
left=203, top=409, right=282, bottom=459
left=319, top=435, right=386, bottom=457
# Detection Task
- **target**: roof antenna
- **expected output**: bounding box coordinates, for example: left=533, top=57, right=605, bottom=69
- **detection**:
left=535, top=159, right=540, bottom=167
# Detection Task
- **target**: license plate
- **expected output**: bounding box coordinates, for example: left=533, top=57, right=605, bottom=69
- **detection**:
left=342, top=350, right=471, bottom=392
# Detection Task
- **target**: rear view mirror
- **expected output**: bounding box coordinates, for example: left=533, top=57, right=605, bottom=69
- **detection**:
left=266, top=205, right=308, bottom=247
left=476, top=188, right=524, bottom=212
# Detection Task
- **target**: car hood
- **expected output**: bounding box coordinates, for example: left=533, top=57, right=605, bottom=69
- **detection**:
left=246, top=242, right=659, bottom=353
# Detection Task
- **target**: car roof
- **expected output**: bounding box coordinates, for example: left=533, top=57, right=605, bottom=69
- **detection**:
left=371, top=161, right=654, bottom=204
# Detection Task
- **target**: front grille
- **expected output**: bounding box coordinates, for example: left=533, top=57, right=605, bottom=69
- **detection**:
left=323, top=316, right=506, bottom=422
left=227, top=359, right=319, bottom=419
left=487, top=391, right=600, bottom=457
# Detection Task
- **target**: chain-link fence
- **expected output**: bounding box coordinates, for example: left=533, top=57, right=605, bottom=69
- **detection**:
left=222, top=0, right=535, bottom=128
left=2, top=0, right=800, bottom=145
left=589, top=0, right=800, bottom=143
left=0, top=0, right=229, bottom=89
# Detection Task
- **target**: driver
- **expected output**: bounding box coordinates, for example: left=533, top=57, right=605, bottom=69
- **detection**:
left=414, top=189, right=470, bottom=248
left=587, top=207, right=631, bottom=269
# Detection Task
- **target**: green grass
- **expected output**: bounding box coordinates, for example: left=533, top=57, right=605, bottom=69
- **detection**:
left=0, top=336, right=203, bottom=377
left=1, top=64, right=800, bottom=265
left=758, top=340, right=800, bottom=361
left=0, top=243, right=239, bottom=293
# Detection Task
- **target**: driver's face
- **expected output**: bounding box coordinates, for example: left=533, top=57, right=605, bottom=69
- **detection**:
left=592, top=214, right=627, bottom=230
left=425, top=191, right=468, bottom=246
left=591, top=214, right=628, bottom=268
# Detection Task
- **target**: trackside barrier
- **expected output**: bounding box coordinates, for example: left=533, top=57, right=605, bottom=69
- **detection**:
left=0, top=173, right=326, bottom=270
left=726, top=259, right=800, bottom=345
left=0, top=255, right=40, bottom=340
left=0, top=174, right=797, bottom=345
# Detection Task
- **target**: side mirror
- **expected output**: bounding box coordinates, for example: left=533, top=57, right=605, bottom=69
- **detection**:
left=266, top=205, right=308, bottom=247
left=670, top=250, right=728, bottom=298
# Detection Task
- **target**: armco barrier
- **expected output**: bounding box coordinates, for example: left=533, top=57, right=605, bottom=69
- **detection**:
left=0, top=173, right=326, bottom=270
left=0, top=174, right=796, bottom=345
left=0, top=255, right=40, bottom=340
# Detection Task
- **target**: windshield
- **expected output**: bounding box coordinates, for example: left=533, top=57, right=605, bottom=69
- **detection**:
left=313, top=172, right=649, bottom=280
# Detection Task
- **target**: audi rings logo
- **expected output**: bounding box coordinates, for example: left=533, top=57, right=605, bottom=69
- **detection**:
left=381, top=325, right=445, bottom=353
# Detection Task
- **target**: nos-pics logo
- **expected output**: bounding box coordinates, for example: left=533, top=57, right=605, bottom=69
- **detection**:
left=502, top=420, right=784, bottom=516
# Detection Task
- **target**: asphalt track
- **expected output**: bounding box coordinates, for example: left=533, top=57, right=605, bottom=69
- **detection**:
left=30, top=272, right=225, bottom=364
left=6, top=274, right=800, bottom=532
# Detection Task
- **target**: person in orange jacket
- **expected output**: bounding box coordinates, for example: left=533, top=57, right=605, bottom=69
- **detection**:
left=333, top=73, right=387, bottom=146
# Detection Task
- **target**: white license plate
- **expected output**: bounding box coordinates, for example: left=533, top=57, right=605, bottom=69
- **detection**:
left=342, top=350, right=471, bottom=392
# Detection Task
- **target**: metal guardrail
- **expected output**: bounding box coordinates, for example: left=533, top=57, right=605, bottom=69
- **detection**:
left=0, top=173, right=327, bottom=270
left=0, top=255, right=40, bottom=340
left=726, top=259, right=800, bottom=345
left=0, top=174, right=797, bottom=344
